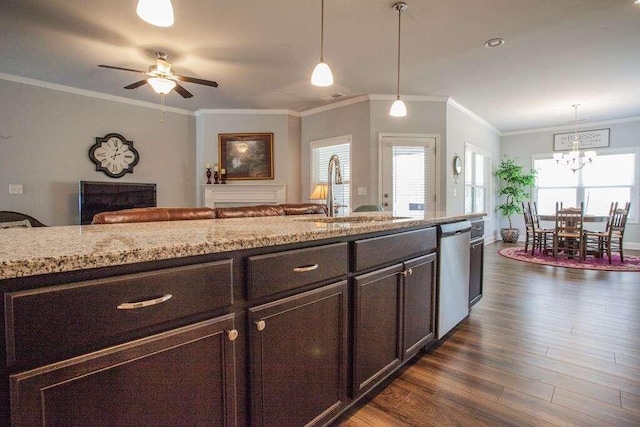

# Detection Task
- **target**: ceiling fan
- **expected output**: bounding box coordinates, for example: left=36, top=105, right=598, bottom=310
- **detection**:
left=98, top=52, right=218, bottom=98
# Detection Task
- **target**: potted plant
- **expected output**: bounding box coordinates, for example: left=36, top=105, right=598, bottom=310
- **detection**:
left=494, top=156, right=537, bottom=243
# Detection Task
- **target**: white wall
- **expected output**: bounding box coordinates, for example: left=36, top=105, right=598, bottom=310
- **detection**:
left=446, top=103, right=501, bottom=240
left=0, top=79, right=195, bottom=226
left=300, top=101, right=371, bottom=205
left=501, top=119, right=640, bottom=248
left=194, top=111, right=302, bottom=206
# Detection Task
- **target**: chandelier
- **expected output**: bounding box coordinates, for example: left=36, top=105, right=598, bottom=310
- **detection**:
left=553, top=104, right=597, bottom=173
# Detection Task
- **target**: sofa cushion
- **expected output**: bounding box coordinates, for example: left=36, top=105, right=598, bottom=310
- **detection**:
left=279, top=203, right=327, bottom=215
left=91, top=207, right=215, bottom=224
left=215, top=205, right=285, bottom=219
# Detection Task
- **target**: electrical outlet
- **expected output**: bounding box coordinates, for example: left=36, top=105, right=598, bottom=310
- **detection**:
left=9, top=184, right=23, bottom=194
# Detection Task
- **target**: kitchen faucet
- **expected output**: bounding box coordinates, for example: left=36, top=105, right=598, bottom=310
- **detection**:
left=327, top=154, right=343, bottom=217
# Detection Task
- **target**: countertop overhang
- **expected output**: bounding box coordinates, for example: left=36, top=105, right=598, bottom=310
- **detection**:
left=0, top=213, right=484, bottom=280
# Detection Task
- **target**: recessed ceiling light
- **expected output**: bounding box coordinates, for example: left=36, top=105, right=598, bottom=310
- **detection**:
left=484, top=38, right=505, bottom=48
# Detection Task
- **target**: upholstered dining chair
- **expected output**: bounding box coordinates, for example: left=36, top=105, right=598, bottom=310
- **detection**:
left=553, top=202, right=584, bottom=261
left=0, top=211, right=47, bottom=228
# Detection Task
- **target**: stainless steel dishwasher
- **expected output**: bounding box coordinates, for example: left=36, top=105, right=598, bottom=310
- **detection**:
left=437, top=220, right=471, bottom=339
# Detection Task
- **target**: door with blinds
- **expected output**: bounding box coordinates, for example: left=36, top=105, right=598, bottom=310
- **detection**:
left=381, top=136, right=436, bottom=218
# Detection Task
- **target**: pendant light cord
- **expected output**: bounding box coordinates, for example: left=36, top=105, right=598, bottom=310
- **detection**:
left=396, top=4, right=402, bottom=98
left=320, top=0, right=325, bottom=61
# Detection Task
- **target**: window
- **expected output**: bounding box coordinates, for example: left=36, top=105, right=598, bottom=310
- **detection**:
left=465, top=144, right=491, bottom=215
left=310, top=135, right=351, bottom=215
left=533, top=148, right=638, bottom=221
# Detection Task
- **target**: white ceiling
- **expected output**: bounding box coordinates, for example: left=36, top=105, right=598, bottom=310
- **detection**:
left=1, top=0, right=639, bottom=133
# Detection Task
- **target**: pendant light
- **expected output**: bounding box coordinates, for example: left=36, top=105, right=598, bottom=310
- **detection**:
left=390, top=2, right=408, bottom=117
left=311, top=0, right=334, bottom=87
left=137, top=0, right=174, bottom=27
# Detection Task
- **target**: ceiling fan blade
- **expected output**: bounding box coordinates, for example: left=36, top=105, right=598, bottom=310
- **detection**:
left=124, top=80, right=148, bottom=90
left=176, top=75, right=218, bottom=87
left=173, top=83, right=193, bottom=98
left=98, top=64, right=146, bottom=74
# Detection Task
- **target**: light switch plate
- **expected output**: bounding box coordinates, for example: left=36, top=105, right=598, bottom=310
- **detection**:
left=9, top=184, right=23, bottom=194
left=357, top=187, right=367, bottom=196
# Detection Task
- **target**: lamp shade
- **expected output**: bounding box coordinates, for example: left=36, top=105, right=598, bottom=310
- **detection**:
left=389, top=98, right=407, bottom=117
left=137, top=0, right=174, bottom=27
left=148, top=77, right=176, bottom=94
left=309, top=183, right=328, bottom=200
left=311, top=61, right=334, bottom=87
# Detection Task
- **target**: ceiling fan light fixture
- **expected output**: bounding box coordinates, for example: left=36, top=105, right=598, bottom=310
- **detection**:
left=311, top=0, right=333, bottom=87
left=137, top=0, right=174, bottom=27
left=311, top=61, right=334, bottom=87
left=148, top=77, right=176, bottom=94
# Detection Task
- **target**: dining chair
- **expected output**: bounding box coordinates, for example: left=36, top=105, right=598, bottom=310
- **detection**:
left=523, top=202, right=554, bottom=255
left=610, top=202, right=631, bottom=262
left=583, top=202, right=617, bottom=263
left=553, top=202, right=585, bottom=261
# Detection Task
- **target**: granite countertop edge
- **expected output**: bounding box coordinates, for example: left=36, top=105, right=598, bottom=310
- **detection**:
left=0, top=213, right=484, bottom=280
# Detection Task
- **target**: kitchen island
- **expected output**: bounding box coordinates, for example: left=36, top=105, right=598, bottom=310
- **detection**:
left=0, top=212, right=484, bottom=426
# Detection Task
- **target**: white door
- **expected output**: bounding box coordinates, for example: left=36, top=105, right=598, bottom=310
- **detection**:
left=381, top=137, right=436, bottom=218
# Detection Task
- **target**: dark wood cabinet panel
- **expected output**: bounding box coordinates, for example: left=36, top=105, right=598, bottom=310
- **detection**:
left=5, top=260, right=233, bottom=366
left=249, top=281, right=348, bottom=427
left=469, top=238, right=484, bottom=308
left=10, top=315, right=238, bottom=426
left=402, top=253, right=437, bottom=359
left=353, top=264, right=403, bottom=397
left=353, top=227, right=436, bottom=272
left=247, top=242, right=347, bottom=301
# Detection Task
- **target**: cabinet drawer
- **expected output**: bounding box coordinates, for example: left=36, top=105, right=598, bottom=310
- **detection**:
left=471, top=220, right=484, bottom=239
left=353, top=227, right=436, bottom=272
left=248, top=243, right=347, bottom=300
left=5, top=260, right=233, bottom=366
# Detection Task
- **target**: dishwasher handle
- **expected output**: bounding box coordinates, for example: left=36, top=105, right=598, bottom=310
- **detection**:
left=438, top=220, right=472, bottom=238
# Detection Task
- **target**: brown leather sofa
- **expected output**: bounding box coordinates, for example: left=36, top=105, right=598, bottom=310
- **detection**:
left=91, top=204, right=327, bottom=224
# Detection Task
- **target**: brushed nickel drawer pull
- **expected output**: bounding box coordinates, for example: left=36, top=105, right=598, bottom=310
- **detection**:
left=292, top=264, right=319, bottom=273
left=117, top=294, right=173, bottom=310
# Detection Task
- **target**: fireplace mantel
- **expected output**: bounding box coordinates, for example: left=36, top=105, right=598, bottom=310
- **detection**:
left=203, top=184, right=286, bottom=208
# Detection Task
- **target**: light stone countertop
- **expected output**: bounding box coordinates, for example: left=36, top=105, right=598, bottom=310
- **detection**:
left=0, top=213, right=483, bottom=280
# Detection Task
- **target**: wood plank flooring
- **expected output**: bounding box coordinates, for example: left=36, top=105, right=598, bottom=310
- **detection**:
left=336, top=241, right=640, bottom=426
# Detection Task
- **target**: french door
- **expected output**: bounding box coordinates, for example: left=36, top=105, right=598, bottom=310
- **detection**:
left=381, top=136, right=436, bottom=218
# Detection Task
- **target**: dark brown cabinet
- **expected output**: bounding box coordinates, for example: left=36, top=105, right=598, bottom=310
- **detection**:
left=353, top=252, right=437, bottom=397
left=469, top=220, right=484, bottom=308
left=248, top=281, right=348, bottom=427
left=10, top=315, right=238, bottom=426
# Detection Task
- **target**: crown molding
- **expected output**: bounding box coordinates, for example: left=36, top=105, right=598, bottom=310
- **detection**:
left=0, top=73, right=193, bottom=115
left=195, top=108, right=300, bottom=117
left=446, top=98, right=501, bottom=135
left=501, top=115, right=640, bottom=136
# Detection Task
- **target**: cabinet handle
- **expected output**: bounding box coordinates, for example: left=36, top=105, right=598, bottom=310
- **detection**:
left=227, top=329, right=239, bottom=341
left=292, top=264, right=319, bottom=273
left=117, top=294, right=172, bottom=310
left=255, top=320, right=266, bottom=331
left=400, top=268, right=413, bottom=278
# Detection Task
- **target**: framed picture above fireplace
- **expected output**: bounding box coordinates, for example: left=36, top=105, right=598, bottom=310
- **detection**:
left=218, top=133, right=274, bottom=180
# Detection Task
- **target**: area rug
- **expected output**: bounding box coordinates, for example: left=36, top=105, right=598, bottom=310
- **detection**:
left=498, top=247, right=640, bottom=272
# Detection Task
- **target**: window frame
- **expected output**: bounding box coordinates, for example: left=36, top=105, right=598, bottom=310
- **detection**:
left=309, top=135, right=352, bottom=214
left=532, top=146, right=638, bottom=223
left=464, top=143, right=492, bottom=219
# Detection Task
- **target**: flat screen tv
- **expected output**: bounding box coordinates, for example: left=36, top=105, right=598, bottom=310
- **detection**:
left=79, top=181, right=157, bottom=225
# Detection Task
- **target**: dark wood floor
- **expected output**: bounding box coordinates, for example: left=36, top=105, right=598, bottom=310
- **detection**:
left=337, top=241, right=640, bottom=426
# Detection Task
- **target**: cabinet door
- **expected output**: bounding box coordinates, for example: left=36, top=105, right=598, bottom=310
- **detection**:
left=249, top=281, right=348, bottom=427
left=353, top=264, right=403, bottom=397
left=402, top=253, right=437, bottom=359
left=469, top=239, right=484, bottom=308
left=10, top=316, right=238, bottom=426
